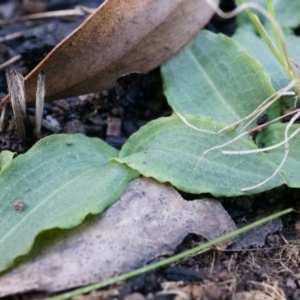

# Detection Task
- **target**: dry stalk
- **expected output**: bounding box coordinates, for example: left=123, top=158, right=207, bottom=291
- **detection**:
left=35, top=71, right=45, bottom=139
left=4, top=69, right=45, bottom=141
left=5, top=69, right=27, bottom=141
left=0, top=6, right=95, bottom=26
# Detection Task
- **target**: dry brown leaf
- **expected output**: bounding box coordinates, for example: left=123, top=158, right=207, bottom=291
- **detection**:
left=0, top=177, right=235, bottom=297
left=2, top=0, right=218, bottom=104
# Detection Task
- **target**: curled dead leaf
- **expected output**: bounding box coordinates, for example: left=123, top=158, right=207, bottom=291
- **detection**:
left=2, top=0, right=218, bottom=104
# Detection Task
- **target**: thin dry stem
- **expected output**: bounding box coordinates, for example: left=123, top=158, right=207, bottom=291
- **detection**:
left=35, top=71, right=45, bottom=139
left=219, top=80, right=298, bottom=134
left=0, top=6, right=95, bottom=26
left=238, top=82, right=298, bottom=134
left=174, top=78, right=299, bottom=170
left=235, top=109, right=300, bottom=191
left=0, top=55, right=22, bottom=71
left=175, top=112, right=217, bottom=134
left=5, top=70, right=27, bottom=140
left=0, top=31, right=23, bottom=43
left=195, top=108, right=300, bottom=169
left=195, top=130, right=249, bottom=169
left=0, top=102, right=8, bottom=132
left=223, top=110, right=300, bottom=156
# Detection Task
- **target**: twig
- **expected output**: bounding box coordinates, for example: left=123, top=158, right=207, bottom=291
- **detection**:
left=0, top=6, right=96, bottom=26
left=5, top=70, right=27, bottom=141
left=175, top=112, right=217, bottom=134
left=0, top=55, right=22, bottom=71
left=218, top=80, right=298, bottom=134
left=0, top=31, right=24, bottom=43
left=35, top=71, right=45, bottom=139
left=222, top=113, right=300, bottom=156
left=241, top=109, right=300, bottom=191
left=0, top=102, right=8, bottom=132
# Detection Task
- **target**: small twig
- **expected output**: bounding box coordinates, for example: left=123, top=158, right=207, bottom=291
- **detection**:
left=222, top=112, right=300, bottom=155
left=175, top=90, right=300, bottom=170
left=196, top=107, right=300, bottom=169
left=218, top=80, right=298, bottom=134
left=34, top=71, right=45, bottom=139
left=5, top=70, right=27, bottom=141
left=241, top=109, right=300, bottom=191
left=0, top=55, right=22, bottom=71
left=0, top=31, right=24, bottom=43
left=175, top=112, right=217, bottom=134
left=0, top=102, right=8, bottom=132
left=0, top=6, right=96, bottom=26
left=195, top=130, right=250, bottom=169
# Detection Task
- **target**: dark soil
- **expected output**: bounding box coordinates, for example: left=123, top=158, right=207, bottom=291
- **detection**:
left=1, top=0, right=300, bottom=299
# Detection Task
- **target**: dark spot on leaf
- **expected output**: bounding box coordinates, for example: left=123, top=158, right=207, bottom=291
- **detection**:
left=257, top=114, right=268, bottom=125
left=12, top=200, right=25, bottom=212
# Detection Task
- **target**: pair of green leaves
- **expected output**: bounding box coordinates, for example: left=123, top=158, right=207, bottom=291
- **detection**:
left=1, top=12, right=300, bottom=274
left=116, top=28, right=300, bottom=195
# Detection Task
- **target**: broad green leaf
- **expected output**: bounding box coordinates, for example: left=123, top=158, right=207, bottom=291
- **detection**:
left=236, top=0, right=300, bottom=28
left=161, top=30, right=279, bottom=126
left=256, top=123, right=300, bottom=187
left=286, top=35, right=300, bottom=72
left=233, top=26, right=300, bottom=91
left=115, top=114, right=283, bottom=197
left=0, top=134, right=138, bottom=273
left=0, top=151, right=14, bottom=173
left=233, top=26, right=289, bottom=91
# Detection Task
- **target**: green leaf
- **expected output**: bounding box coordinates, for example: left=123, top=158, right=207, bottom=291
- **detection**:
left=0, top=134, right=138, bottom=273
left=161, top=30, right=279, bottom=126
left=256, top=122, right=300, bottom=187
left=285, top=35, right=300, bottom=72
left=0, top=151, right=14, bottom=173
left=236, top=0, right=300, bottom=28
left=233, top=25, right=289, bottom=91
left=233, top=25, right=300, bottom=91
left=115, top=114, right=282, bottom=197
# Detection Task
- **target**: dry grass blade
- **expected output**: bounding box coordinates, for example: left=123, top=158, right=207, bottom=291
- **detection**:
left=176, top=112, right=217, bottom=134
left=0, top=6, right=95, bottom=26
left=0, top=102, right=8, bottom=132
left=0, top=55, right=22, bottom=71
left=5, top=70, right=27, bottom=141
left=35, top=71, right=45, bottom=139
left=241, top=108, right=300, bottom=191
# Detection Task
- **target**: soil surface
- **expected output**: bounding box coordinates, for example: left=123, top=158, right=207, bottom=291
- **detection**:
left=0, top=0, right=300, bottom=299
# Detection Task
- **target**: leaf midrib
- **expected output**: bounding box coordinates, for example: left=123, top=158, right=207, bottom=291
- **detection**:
left=186, top=47, right=240, bottom=121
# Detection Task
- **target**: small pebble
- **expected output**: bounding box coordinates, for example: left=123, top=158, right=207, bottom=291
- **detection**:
left=42, top=115, right=62, bottom=133
left=106, top=117, right=121, bottom=136
left=123, top=293, right=146, bottom=300
left=63, top=119, right=86, bottom=134
left=286, top=277, right=297, bottom=290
